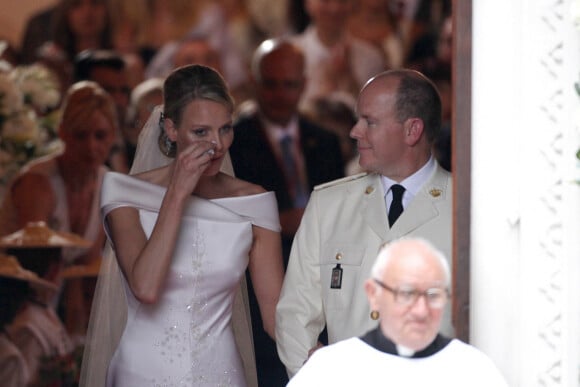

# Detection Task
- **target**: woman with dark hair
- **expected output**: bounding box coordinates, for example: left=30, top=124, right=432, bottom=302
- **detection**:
left=36, top=0, right=113, bottom=90
left=51, top=0, right=113, bottom=60
left=81, top=64, right=284, bottom=386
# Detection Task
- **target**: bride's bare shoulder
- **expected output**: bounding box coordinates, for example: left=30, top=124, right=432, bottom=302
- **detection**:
left=130, top=165, right=171, bottom=187
left=222, top=174, right=266, bottom=197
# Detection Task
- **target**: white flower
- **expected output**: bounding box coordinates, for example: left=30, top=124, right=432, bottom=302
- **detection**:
left=39, top=138, right=65, bottom=157
left=9, top=64, right=61, bottom=113
left=0, top=59, right=12, bottom=73
left=0, top=72, right=23, bottom=117
left=0, top=64, right=62, bottom=190
left=2, top=108, right=40, bottom=144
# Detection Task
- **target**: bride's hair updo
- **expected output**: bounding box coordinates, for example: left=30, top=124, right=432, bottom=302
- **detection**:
left=159, top=65, right=234, bottom=157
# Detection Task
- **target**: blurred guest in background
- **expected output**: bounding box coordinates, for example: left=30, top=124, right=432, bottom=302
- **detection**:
left=145, top=29, right=249, bottom=104
left=406, top=15, right=452, bottom=171
left=74, top=49, right=132, bottom=173
left=292, top=0, right=385, bottom=112
left=0, top=252, right=72, bottom=387
left=0, top=81, right=117, bottom=338
left=19, top=4, right=57, bottom=64
left=145, top=35, right=222, bottom=81
left=303, top=93, right=360, bottom=175
left=386, top=0, right=451, bottom=69
left=0, top=254, right=55, bottom=387
left=35, top=0, right=114, bottom=92
left=232, top=38, right=345, bottom=264
left=230, top=38, right=344, bottom=387
left=347, top=0, right=400, bottom=69
left=124, top=78, right=164, bottom=168
left=3, top=247, right=74, bottom=387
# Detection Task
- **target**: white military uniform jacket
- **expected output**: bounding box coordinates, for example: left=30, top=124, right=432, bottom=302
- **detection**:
left=276, top=164, right=453, bottom=376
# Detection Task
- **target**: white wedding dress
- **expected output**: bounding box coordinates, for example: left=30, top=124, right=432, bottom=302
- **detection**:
left=100, top=172, right=279, bottom=386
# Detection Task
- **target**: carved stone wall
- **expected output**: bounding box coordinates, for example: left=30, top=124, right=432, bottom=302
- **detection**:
left=470, top=0, right=580, bottom=386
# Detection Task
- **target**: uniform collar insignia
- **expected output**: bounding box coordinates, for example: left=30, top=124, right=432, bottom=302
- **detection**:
left=429, top=188, right=442, bottom=197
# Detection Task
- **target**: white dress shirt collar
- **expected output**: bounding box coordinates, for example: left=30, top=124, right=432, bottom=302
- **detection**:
left=260, top=115, right=300, bottom=143
left=381, top=156, right=436, bottom=208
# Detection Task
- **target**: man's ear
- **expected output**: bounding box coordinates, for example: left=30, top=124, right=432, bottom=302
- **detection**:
left=403, top=118, right=424, bottom=146
left=364, top=279, right=378, bottom=310
left=164, top=118, right=178, bottom=142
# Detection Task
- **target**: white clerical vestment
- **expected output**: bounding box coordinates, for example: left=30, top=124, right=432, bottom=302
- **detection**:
left=288, top=334, right=509, bottom=387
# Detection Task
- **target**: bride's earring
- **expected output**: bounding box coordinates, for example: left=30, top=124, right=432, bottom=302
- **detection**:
left=164, top=135, right=173, bottom=156
left=159, top=112, right=175, bottom=156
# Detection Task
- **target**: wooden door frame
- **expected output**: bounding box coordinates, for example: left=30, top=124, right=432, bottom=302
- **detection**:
left=452, top=0, right=472, bottom=342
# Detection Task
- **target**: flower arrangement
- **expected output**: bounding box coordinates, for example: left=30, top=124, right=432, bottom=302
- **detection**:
left=0, top=62, right=64, bottom=189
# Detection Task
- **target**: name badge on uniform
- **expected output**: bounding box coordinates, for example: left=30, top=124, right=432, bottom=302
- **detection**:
left=330, top=263, right=343, bottom=289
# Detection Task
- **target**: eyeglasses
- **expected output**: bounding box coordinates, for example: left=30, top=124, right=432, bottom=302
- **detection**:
left=373, top=279, right=449, bottom=309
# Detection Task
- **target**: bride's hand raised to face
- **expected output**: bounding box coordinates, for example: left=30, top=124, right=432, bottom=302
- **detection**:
left=169, top=140, right=217, bottom=197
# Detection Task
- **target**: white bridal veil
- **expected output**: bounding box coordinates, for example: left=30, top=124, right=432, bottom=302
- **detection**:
left=79, top=106, right=257, bottom=386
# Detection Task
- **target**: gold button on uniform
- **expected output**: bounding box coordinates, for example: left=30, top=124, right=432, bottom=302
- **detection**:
left=429, top=189, right=442, bottom=197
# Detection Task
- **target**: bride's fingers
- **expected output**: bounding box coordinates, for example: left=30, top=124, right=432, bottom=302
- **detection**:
left=179, top=141, right=216, bottom=160
left=200, top=140, right=217, bottom=158
left=175, top=142, right=216, bottom=173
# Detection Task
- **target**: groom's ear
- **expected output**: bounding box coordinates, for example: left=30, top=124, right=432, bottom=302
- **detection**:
left=164, top=118, right=178, bottom=142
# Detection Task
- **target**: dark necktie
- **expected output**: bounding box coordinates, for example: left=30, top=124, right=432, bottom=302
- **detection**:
left=388, top=184, right=405, bottom=227
left=280, top=135, right=308, bottom=207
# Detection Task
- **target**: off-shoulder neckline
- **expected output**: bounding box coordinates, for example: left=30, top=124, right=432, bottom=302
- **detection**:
left=106, top=171, right=271, bottom=202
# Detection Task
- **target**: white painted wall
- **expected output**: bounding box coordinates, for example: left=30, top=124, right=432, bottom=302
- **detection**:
left=470, top=0, right=580, bottom=386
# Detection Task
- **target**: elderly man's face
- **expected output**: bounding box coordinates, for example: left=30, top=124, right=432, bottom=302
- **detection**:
left=366, top=243, right=447, bottom=351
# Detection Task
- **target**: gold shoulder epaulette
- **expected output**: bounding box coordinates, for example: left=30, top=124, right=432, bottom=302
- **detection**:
left=314, top=172, right=369, bottom=191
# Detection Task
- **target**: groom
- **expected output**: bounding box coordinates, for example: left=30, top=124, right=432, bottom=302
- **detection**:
left=276, top=68, right=454, bottom=377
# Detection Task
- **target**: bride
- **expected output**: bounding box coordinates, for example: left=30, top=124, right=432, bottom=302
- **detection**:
left=80, top=64, right=284, bottom=386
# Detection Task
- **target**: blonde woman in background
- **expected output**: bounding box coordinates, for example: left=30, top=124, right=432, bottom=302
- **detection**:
left=0, top=81, right=117, bottom=337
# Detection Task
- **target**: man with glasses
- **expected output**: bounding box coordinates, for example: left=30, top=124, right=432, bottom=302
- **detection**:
left=276, top=68, right=453, bottom=377
left=287, top=238, right=508, bottom=386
